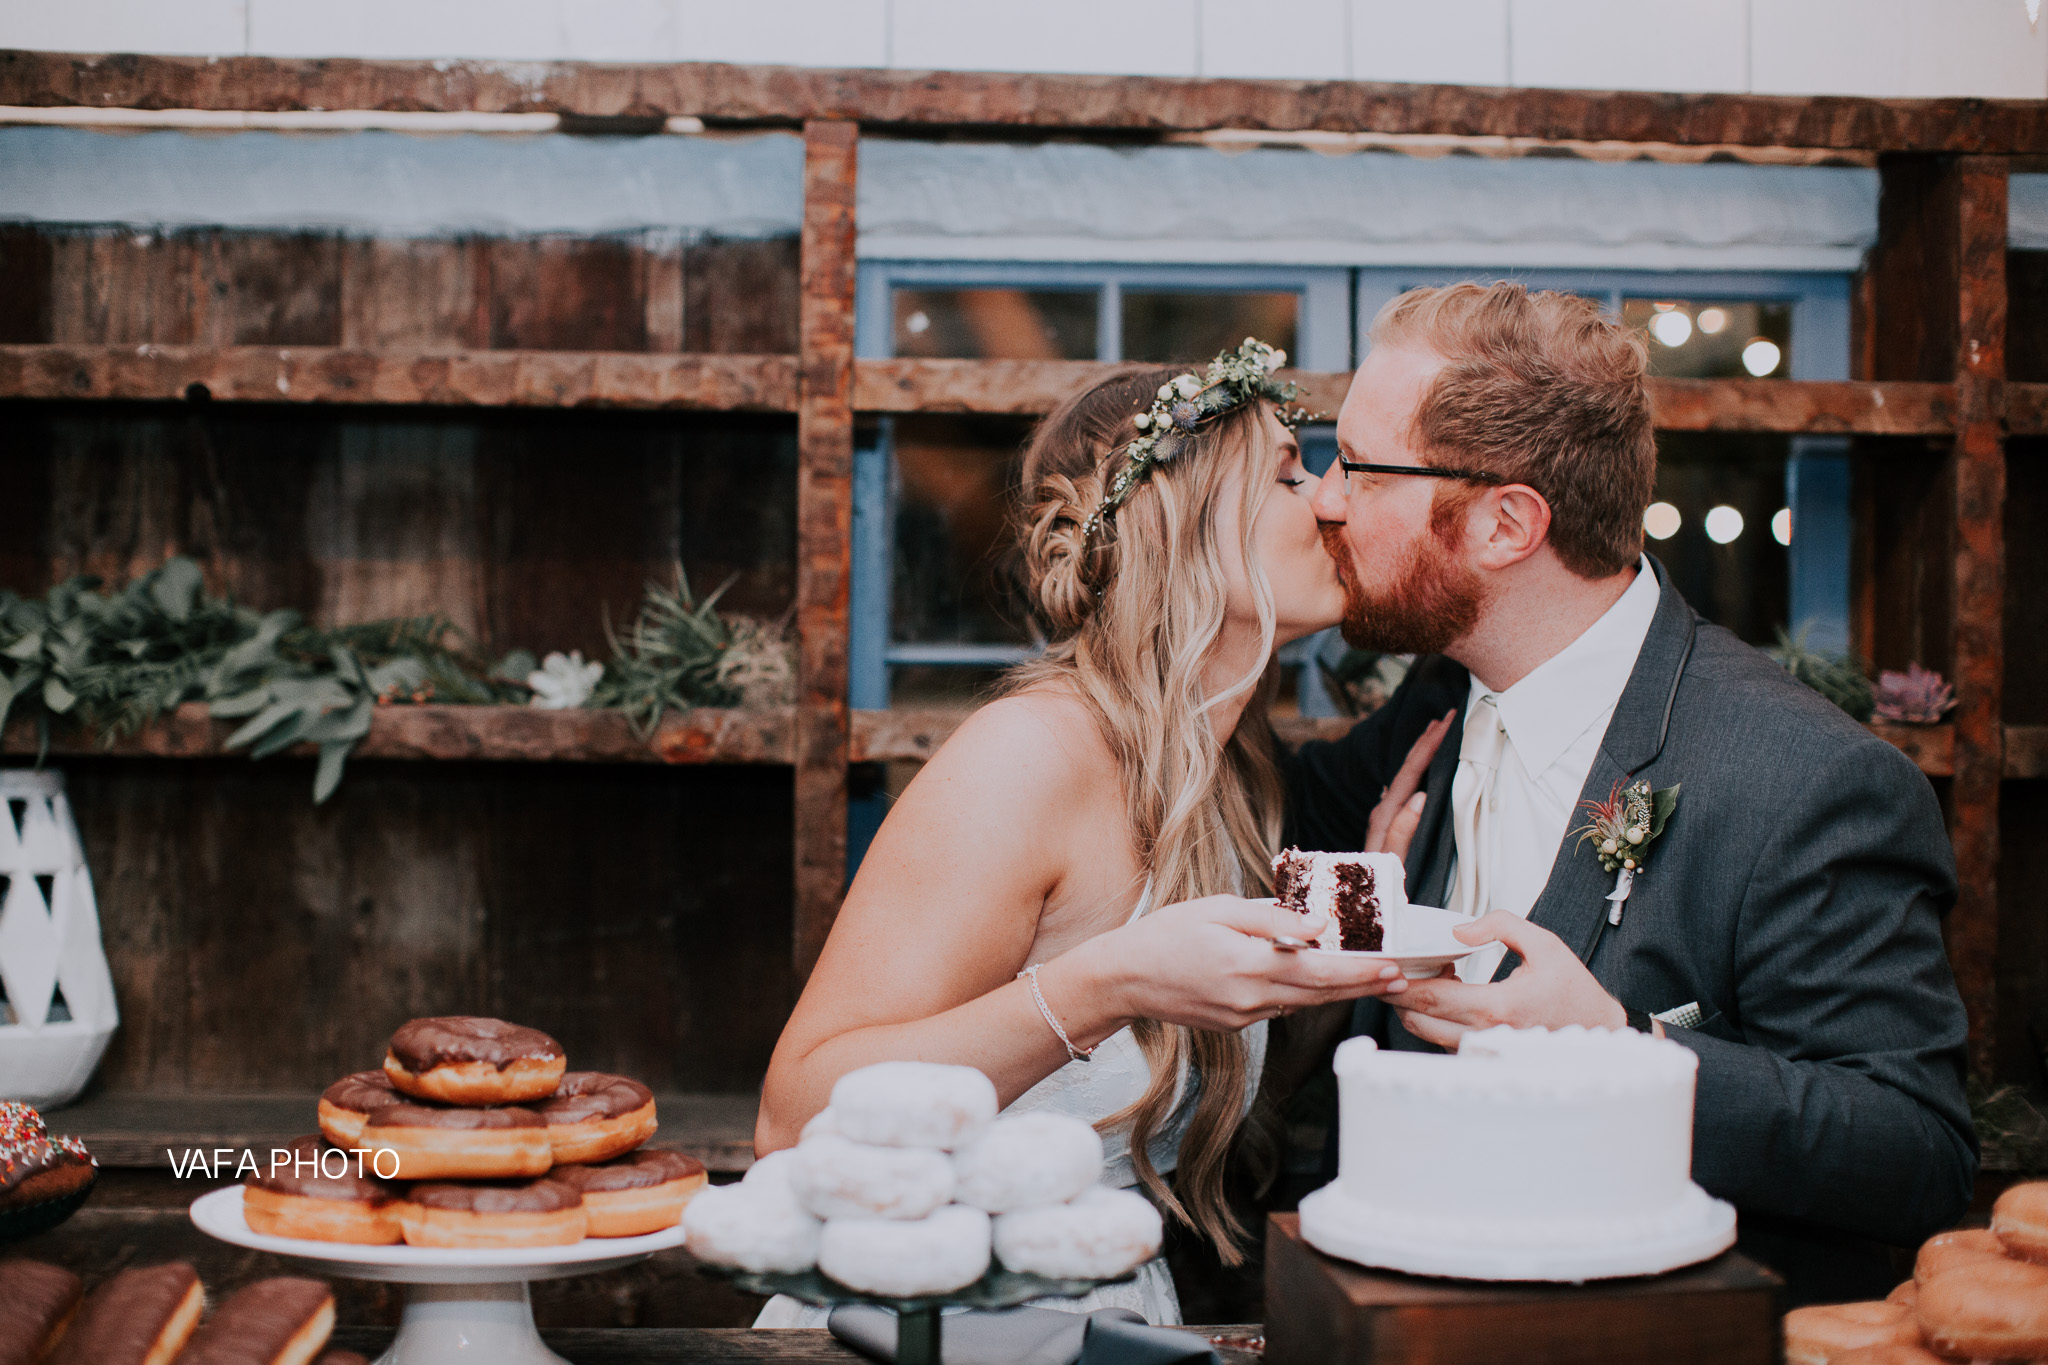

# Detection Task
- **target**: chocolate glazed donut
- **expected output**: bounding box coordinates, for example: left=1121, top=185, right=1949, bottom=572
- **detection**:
left=178, top=1277, right=336, bottom=1365
left=552, top=1148, right=707, bottom=1237
left=243, top=1136, right=403, bottom=1245
left=49, top=1261, right=204, bottom=1365
left=382, top=1017, right=566, bottom=1106
left=399, top=1177, right=588, bottom=1249
left=0, top=1259, right=82, bottom=1364
left=316, top=1071, right=401, bottom=1149
left=361, top=1102, right=554, bottom=1181
left=536, top=1073, right=658, bottom=1165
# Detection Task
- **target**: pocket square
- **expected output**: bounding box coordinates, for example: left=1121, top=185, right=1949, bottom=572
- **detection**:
left=1651, top=1001, right=1704, bottom=1030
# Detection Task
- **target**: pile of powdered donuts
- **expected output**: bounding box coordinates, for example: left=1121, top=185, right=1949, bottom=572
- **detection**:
left=0, top=1259, right=364, bottom=1365
left=684, top=1060, right=1163, bottom=1297
left=244, top=1015, right=706, bottom=1249
left=1782, top=1180, right=2048, bottom=1364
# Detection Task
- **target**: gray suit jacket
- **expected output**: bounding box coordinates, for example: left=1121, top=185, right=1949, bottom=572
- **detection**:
left=1285, top=559, right=1976, bottom=1303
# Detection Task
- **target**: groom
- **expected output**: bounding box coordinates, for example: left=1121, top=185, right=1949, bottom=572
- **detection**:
left=1286, top=282, right=1975, bottom=1304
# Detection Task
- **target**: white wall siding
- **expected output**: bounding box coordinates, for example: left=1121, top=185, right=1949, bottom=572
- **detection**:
left=1200, top=0, right=1348, bottom=81
left=1508, top=0, right=1751, bottom=94
left=891, top=0, right=1199, bottom=76
left=1351, top=0, right=1511, bottom=87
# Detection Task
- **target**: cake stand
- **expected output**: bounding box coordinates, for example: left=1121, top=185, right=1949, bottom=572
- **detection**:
left=706, top=1264, right=1134, bottom=1365
left=191, top=1185, right=683, bottom=1364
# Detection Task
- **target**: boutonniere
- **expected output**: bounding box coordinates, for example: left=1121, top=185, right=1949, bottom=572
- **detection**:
left=1572, top=779, right=1681, bottom=926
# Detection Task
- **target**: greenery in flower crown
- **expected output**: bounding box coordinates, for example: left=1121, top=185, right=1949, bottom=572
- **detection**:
left=0, top=558, right=789, bottom=802
left=1083, top=337, right=1312, bottom=538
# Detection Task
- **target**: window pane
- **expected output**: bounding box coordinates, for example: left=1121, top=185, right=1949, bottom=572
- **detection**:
left=893, top=289, right=1098, bottom=360
left=1621, top=298, right=1793, bottom=379
left=891, top=414, right=1035, bottom=658
left=1647, top=433, right=1790, bottom=645
left=1121, top=291, right=1298, bottom=364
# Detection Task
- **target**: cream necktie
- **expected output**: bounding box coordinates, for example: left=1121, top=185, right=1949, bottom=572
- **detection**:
left=1448, top=694, right=1506, bottom=923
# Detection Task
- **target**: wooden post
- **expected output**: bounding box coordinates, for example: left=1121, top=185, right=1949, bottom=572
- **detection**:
left=1865, top=154, right=2008, bottom=1075
left=793, top=120, right=858, bottom=978
left=1950, top=157, right=2007, bottom=1078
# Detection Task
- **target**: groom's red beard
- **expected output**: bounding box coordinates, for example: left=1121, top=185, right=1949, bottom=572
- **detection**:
left=1319, top=503, right=1485, bottom=656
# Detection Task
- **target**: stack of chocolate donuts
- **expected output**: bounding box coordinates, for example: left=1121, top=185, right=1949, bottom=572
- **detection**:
left=1782, top=1180, right=2048, bottom=1364
left=246, top=1016, right=706, bottom=1250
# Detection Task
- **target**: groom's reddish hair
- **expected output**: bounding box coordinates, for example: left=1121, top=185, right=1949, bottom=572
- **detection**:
left=1371, top=282, right=1655, bottom=579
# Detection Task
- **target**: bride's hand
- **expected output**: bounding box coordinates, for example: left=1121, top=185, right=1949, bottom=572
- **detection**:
left=1363, top=710, right=1455, bottom=859
left=1055, top=894, right=1405, bottom=1034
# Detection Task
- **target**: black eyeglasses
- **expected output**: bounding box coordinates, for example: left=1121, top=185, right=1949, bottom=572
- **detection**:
left=1337, top=459, right=1504, bottom=485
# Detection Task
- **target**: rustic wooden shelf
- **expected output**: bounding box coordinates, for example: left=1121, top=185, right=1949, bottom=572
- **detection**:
left=48, top=1090, right=759, bottom=1171
left=0, top=344, right=798, bottom=411
left=8, top=50, right=2047, bottom=153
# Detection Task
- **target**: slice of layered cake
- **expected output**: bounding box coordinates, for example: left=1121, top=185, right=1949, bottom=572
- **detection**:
left=1272, top=848, right=1406, bottom=952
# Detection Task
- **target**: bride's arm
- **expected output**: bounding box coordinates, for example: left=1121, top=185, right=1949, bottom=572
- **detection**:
left=756, top=697, right=1121, bottom=1152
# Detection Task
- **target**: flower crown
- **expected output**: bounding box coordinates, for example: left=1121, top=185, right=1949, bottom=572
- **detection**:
left=1082, top=338, right=1311, bottom=540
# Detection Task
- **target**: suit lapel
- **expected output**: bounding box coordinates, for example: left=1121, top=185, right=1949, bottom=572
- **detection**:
left=1502, top=559, right=1699, bottom=975
left=1405, top=711, right=1463, bottom=908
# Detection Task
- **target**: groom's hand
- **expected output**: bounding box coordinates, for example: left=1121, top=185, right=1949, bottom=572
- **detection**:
left=1382, top=911, right=1627, bottom=1049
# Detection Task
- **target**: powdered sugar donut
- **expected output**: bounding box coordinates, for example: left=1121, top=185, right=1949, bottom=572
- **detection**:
left=952, top=1113, right=1104, bottom=1213
left=792, top=1134, right=954, bottom=1220
left=681, top=1181, right=822, bottom=1273
left=830, top=1062, right=997, bottom=1150
left=819, top=1206, right=992, bottom=1296
left=993, top=1185, right=1162, bottom=1279
left=801, top=1107, right=839, bottom=1142
left=742, top=1148, right=802, bottom=1195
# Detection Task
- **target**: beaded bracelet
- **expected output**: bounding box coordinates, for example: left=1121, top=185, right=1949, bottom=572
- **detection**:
left=1017, top=964, right=1094, bottom=1063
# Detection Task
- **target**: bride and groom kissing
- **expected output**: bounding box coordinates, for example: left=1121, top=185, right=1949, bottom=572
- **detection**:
left=753, top=281, right=1975, bottom=1320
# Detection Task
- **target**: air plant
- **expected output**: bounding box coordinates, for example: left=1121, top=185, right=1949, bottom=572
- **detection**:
left=1872, top=663, right=1957, bottom=725
left=1768, top=626, right=1875, bottom=722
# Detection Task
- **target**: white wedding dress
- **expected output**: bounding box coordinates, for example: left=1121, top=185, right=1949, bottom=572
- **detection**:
left=754, top=880, right=1269, bottom=1328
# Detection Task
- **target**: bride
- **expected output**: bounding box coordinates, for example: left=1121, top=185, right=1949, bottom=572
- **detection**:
left=754, top=342, right=1436, bottom=1325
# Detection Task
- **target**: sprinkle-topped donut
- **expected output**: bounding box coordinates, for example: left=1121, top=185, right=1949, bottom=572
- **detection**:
left=0, top=1100, right=95, bottom=1214
left=383, top=1017, right=566, bottom=1106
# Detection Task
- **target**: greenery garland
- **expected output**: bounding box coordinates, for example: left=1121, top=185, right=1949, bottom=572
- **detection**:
left=0, top=558, right=786, bottom=802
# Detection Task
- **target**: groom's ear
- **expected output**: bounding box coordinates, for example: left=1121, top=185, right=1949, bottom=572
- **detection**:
left=1472, top=483, right=1553, bottom=569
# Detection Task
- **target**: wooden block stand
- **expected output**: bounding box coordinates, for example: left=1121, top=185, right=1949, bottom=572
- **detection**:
left=1264, top=1213, right=1783, bottom=1365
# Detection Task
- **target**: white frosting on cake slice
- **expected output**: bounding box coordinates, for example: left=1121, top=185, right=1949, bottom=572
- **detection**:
left=1271, top=848, right=1407, bottom=952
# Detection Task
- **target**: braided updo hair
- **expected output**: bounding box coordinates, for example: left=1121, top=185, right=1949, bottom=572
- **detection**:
left=1002, top=363, right=1291, bottom=1265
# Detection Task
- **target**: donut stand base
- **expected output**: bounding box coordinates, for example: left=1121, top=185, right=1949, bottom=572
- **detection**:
left=377, top=1281, right=565, bottom=1365
left=895, top=1306, right=941, bottom=1365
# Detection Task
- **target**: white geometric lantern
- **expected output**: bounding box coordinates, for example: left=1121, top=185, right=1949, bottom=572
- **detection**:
left=0, top=769, right=119, bottom=1108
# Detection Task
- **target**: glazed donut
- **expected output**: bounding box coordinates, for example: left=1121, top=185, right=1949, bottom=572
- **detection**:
left=1913, top=1226, right=2008, bottom=1285
left=361, top=1102, right=552, bottom=1181
left=316, top=1071, right=400, bottom=1149
left=1991, top=1179, right=2048, bottom=1263
left=792, top=1134, right=955, bottom=1221
left=0, top=1258, right=82, bottom=1364
left=818, top=1206, right=992, bottom=1297
left=178, top=1277, right=335, bottom=1365
left=49, top=1261, right=203, bottom=1365
left=1884, top=1279, right=1917, bottom=1308
left=951, top=1113, right=1103, bottom=1213
left=1781, top=1301, right=1920, bottom=1365
left=242, top=1136, right=402, bottom=1245
left=830, top=1062, right=997, bottom=1151
left=1916, top=1255, right=2048, bottom=1360
left=382, top=1017, right=565, bottom=1106
left=536, top=1073, right=657, bottom=1165
left=552, top=1148, right=707, bottom=1238
left=992, top=1186, right=1163, bottom=1280
left=399, top=1178, right=587, bottom=1249
left=1827, top=1346, right=1950, bottom=1365
left=682, top=1181, right=822, bottom=1273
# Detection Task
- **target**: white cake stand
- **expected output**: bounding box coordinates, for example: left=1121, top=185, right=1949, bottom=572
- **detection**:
left=190, top=1186, right=687, bottom=1364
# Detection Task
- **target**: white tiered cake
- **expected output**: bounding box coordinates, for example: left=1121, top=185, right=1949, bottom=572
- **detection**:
left=1298, top=1025, right=1736, bottom=1282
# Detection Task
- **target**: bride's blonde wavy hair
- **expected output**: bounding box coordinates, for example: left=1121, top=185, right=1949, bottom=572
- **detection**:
left=1002, top=364, right=1288, bottom=1264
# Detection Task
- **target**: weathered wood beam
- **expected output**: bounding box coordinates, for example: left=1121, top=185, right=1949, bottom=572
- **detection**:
left=1, top=703, right=796, bottom=764
left=0, top=344, right=798, bottom=410
left=793, top=120, right=858, bottom=980
left=852, top=359, right=1958, bottom=434
left=2004, top=382, right=2048, bottom=435
left=8, top=52, right=2048, bottom=153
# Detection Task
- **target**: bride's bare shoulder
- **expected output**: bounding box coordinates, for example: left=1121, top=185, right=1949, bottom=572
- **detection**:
left=919, top=686, right=1114, bottom=791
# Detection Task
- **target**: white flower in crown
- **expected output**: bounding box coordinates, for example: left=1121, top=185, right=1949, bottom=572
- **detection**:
left=528, top=650, right=603, bottom=709
left=1173, top=374, right=1202, bottom=398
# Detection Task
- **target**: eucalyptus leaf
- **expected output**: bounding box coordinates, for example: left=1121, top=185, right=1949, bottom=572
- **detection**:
left=1649, top=784, right=1680, bottom=839
left=42, top=676, right=76, bottom=712
left=313, top=741, right=351, bottom=804
left=207, top=686, right=274, bottom=719
left=3, top=634, right=41, bottom=660
left=150, top=557, right=204, bottom=622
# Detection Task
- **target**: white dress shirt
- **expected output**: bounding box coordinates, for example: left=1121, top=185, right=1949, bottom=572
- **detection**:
left=1445, top=557, right=1661, bottom=982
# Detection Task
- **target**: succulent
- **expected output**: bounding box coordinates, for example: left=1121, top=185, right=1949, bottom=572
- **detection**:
left=1872, top=662, right=1957, bottom=725
left=1768, top=627, right=1874, bottom=722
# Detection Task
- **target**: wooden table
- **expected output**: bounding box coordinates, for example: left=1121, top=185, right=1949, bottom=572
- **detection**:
left=328, top=1325, right=1268, bottom=1363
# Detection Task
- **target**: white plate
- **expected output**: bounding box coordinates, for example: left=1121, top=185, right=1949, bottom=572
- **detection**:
left=189, top=1186, right=686, bottom=1285
left=1266, top=900, right=1482, bottom=979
